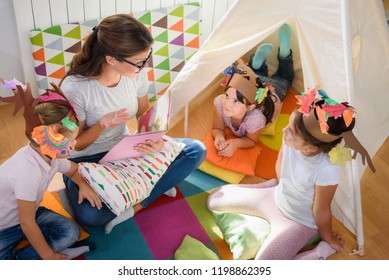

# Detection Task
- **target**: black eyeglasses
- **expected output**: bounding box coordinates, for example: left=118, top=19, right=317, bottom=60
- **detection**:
left=117, top=48, right=153, bottom=70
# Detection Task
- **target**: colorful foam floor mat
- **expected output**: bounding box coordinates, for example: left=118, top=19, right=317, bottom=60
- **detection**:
left=78, top=170, right=232, bottom=260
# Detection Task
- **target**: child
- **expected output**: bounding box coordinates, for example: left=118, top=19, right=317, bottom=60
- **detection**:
left=0, top=80, right=100, bottom=260
left=248, top=23, right=294, bottom=103
left=207, top=87, right=375, bottom=259
left=212, top=23, right=293, bottom=157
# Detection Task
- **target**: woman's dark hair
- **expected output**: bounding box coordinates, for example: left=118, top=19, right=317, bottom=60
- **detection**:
left=64, top=14, right=154, bottom=79
left=294, top=100, right=356, bottom=153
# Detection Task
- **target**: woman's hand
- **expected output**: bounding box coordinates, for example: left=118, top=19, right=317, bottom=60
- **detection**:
left=99, top=108, right=131, bottom=129
left=135, top=138, right=165, bottom=155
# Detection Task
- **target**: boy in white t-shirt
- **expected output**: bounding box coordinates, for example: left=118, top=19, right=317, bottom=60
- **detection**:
left=0, top=81, right=101, bottom=260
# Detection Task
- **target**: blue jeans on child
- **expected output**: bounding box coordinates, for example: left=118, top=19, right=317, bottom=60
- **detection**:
left=0, top=207, right=80, bottom=260
left=63, top=138, right=206, bottom=228
left=248, top=49, right=294, bottom=102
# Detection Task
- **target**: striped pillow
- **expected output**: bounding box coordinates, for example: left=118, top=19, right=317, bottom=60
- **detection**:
left=78, top=135, right=184, bottom=216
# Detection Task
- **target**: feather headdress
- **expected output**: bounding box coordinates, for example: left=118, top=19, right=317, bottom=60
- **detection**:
left=296, top=87, right=375, bottom=172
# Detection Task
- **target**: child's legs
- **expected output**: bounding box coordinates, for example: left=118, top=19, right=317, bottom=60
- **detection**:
left=64, top=152, right=117, bottom=228
left=272, top=50, right=294, bottom=84
left=15, top=207, right=81, bottom=260
left=64, top=175, right=116, bottom=227
left=259, top=50, right=294, bottom=102
left=0, top=224, right=26, bottom=260
left=254, top=215, right=318, bottom=260
left=141, top=138, right=206, bottom=208
left=248, top=55, right=269, bottom=76
left=207, top=182, right=277, bottom=217
left=208, top=183, right=319, bottom=260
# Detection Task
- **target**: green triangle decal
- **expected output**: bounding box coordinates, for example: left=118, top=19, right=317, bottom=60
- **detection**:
left=169, top=6, right=184, bottom=18
left=155, top=45, right=169, bottom=57
left=186, top=22, right=199, bottom=35
left=30, top=33, right=43, bottom=46
left=44, top=25, right=62, bottom=36
left=47, top=52, right=65, bottom=65
left=138, top=12, right=151, bottom=25
left=156, top=72, right=171, bottom=83
left=64, top=26, right=81, bottom=39
left=155, top=31, right=168, bottom=43
left=156, top=59, right=170, bottom=70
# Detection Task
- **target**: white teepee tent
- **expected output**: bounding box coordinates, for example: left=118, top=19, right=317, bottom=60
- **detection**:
left=170, top=0, right=389, bottom=253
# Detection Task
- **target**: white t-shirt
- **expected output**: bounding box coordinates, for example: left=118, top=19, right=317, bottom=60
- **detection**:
left=0, top=145, right=71, bottom=230
left=61, top=71, right=149, bottom=158
left=274, top=143, right=340, bottom=229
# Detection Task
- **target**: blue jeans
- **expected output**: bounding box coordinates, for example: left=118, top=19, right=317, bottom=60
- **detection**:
left=248, top=49, right=294, bottom=102
left=0, top=207, right=80, bottom=260
left=63, top=138, right=206, bottom=227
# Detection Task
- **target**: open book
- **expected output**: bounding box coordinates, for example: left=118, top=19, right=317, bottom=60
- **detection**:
left=99, top=130, right=167, bottom=163
left=99, top=90, right=172, bottom=163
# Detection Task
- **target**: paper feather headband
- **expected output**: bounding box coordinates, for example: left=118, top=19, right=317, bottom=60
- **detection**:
left=221, top=58, right=273, bottom=104
left=0, top=78, right=78, bottom=136
left=296, top=87, right=375, bottom=172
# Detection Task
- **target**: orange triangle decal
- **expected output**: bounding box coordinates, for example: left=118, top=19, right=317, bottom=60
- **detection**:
left=186, top=36, right=199, bottom=48
left=48, top=66, right=66, bottom=79
left=147, top=69, right=155, bottom=81
left=157, top=86, right=169, bottom=96
left=170, top=19, right=183, bottom=32
left=33, top=48, right=45, bottom=62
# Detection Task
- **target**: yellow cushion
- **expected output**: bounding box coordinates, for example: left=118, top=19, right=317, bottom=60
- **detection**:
left=261, top=118, right=278, bottom=135
left=198, top=159, right=245, bottom=184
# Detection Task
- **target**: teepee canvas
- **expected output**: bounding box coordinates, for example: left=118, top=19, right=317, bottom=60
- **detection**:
left=170, top=0, right=389, bottom=253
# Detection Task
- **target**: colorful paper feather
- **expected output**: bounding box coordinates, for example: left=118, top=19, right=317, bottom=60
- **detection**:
left=31, top=125, right=70, bottom=159
left=295, top=87, right=317, bottom=116
left=315, top=106, right=329, bottom=134
left=329, top=144, right=352, bottom=167
left=2, top=78, right=27, bottom=90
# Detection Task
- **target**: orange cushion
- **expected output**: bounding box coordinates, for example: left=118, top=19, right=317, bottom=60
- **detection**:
left=204, top=129, right=262, bottom=176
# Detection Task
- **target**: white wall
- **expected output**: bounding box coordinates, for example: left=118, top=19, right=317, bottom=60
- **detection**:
left=0, top=0, right=23, bottom=97
left=2, top=0, right=235, bottom=97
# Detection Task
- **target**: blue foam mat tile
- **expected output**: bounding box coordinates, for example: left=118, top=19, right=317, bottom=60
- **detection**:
left=178, top=169, right=226, bottom=197
left=84, top=218, right=154, bottom=260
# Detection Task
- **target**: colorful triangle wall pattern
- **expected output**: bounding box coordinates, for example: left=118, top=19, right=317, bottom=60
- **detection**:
left=29, top=3, right=201, bottom=102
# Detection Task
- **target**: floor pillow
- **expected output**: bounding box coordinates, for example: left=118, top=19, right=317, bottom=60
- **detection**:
left=174, top=235, right=219, bottom=260
left=198, top=159, right=245, bottom=184
left=203, top=129, right=262, bottom=176
left=213, top=211, right=270, bottom=260
left=78, top=136, right=185, bottom=216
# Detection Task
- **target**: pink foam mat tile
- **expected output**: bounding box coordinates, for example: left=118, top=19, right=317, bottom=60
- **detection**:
left=134, top=198, right=211, bottom=259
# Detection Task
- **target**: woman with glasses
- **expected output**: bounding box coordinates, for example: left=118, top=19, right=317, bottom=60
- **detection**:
left=60, top=14, right=206, bottom=233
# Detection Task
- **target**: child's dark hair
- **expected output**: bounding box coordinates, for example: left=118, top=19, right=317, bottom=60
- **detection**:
left=228, top=79, right=276, bottom=125
left=294, top=100, right=356, bottom=153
